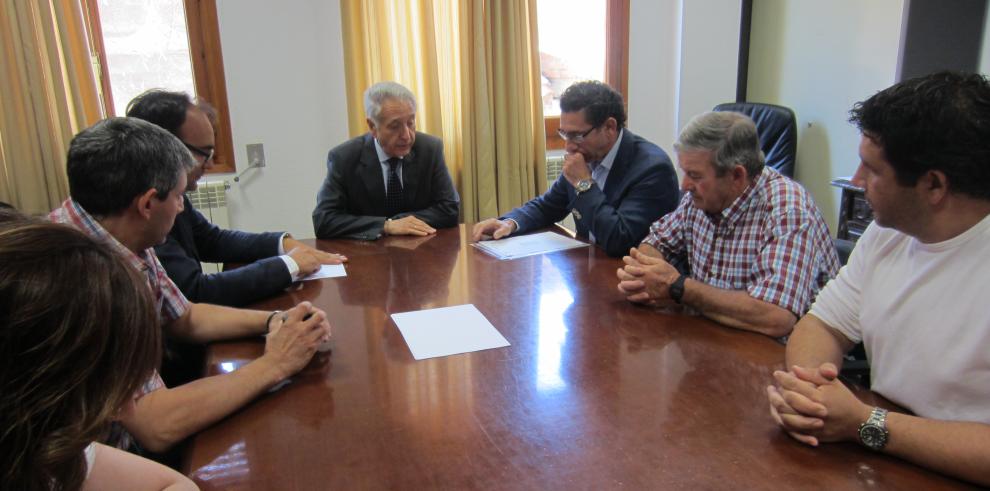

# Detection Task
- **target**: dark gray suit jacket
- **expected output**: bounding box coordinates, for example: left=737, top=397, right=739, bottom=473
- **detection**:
left=503, top=130, right=679, bottom=257
left=312, top=132, right=459, bottom=240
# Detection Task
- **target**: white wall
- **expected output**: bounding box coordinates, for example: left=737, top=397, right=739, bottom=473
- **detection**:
left=676, top=0, right=742, bottom=132
left=211, top=0, right=349, bottom=238
left=627, top=1, right=681, bottom=151
left=747, top=0, right=905, bottom=231
left=628, top=0, right=741, bottom=157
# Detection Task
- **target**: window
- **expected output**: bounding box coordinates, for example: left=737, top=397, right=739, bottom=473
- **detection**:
left=538, top=0, right=629, bottom=150
left=85, top=0, right=236, bottom=173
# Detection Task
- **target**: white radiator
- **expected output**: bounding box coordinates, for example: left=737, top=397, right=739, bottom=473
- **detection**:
left=186, top=180, right=231, bottom=273
left=546, top=153, right=565, bottom=186
left=544, top=153, right=575, bottom=232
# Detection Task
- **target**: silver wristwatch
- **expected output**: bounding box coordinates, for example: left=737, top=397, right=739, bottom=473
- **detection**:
left=575, top=179, right=593, bottom=194
left=858, top=407, right=889, bottom=451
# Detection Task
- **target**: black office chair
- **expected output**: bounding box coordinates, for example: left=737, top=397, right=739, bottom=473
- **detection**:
left=713, top=102, right=797, bottom=178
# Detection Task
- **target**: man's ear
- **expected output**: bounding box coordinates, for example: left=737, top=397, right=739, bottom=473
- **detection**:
left=732, top=164, right=748, bottom=183
left=133, top=188, right=159, bottom=220
left=604, top=116, right=618, bottom=133
left=923, top=169, right=950, bottom=205
left=366, top=118, right=377, bottom=134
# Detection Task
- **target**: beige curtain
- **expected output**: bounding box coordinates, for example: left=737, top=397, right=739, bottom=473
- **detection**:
left=0, top=0, right=103, bottom=214
left=340, top=0, right=546, bottom=222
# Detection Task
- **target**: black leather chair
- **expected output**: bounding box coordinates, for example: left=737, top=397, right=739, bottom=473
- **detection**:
left=713, top=102, right=797, bottom=178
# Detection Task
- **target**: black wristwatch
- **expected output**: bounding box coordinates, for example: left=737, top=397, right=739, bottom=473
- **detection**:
left=669, top=274, right=687, bottom=304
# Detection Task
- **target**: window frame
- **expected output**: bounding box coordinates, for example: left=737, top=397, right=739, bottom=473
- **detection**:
left=543, top=0, right=630, bottom=150
left=84, top=0, right=237, bottom=173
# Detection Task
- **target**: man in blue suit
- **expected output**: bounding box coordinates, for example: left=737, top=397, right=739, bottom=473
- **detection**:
left=127, top=90, right=345, bottom=309
left=472, top=81, right=679, bottom=257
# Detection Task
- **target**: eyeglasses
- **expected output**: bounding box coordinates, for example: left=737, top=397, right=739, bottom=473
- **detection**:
left=183, top=142, right=215, bottom=163
left=557, top=124, right=601, bottom=144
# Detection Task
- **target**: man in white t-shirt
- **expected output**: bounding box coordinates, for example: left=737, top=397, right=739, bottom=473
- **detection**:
left=765, top=71, right=990, bottom=486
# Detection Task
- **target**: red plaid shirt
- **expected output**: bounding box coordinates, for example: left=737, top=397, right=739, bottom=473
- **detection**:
left=642, top=168, right=840, bottom=316
left=50, top=199, right=191, bottom=449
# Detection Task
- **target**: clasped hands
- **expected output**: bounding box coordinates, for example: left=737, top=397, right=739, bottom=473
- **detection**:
left=766, top=362, right=873, bottom=447
left=616, top=246, right=679, bottom=307
left=265, top=301, right=332, bottom=381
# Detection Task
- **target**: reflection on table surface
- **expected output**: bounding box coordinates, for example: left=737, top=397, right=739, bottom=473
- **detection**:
left=183, top=225, right=976, bottom=490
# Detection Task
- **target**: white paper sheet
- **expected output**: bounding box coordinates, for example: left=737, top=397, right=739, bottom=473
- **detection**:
left=299, top=263, right=347, bottom=281
left=391, top=304, right=510, bottom=360
left=472, top=231, right=588, bottom=260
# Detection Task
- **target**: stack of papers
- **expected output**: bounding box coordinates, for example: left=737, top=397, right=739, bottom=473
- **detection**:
left=472, top=231, right=588, bottom=260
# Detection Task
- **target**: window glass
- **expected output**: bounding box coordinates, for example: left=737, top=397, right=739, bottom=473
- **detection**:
left=96, top=0, right=196, bottom=115
left=537, top=0, right=607, bottom=116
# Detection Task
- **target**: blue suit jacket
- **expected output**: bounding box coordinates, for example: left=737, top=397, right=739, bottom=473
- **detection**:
left=503, top=130, right=679, bottom=257
left=154, top=195, right=290, bottom=307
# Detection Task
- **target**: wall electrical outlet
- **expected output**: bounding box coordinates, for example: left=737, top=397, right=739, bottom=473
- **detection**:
left=246, top=143, right=266, bottom=167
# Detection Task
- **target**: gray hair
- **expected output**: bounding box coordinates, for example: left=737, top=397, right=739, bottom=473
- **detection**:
left=674, top=111, right=765, bottom=177
left=364, top=81, right=417, bottom=124
left=67, top=117, right=194, bottom=217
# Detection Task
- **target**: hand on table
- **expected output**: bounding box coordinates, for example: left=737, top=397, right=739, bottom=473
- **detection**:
left=284, top=237, right=347, bottom=276
left=385, top=215, right=436, bottom=236
left=472, top=218, right=517, bottom=241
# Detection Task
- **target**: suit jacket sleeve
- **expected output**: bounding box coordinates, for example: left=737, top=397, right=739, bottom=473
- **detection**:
left=312, top=147, right=389, bottom=240
left=502, top=175, right=572, bottom=234
left=393, top=139, right=459, bottom=228
left=569, top=154, right=679, bottom=257
left=187, top=205, right=283, bottom=263
left=502, top=134, right=679, bottom=257
left=155, top=205, right=291, bottom=307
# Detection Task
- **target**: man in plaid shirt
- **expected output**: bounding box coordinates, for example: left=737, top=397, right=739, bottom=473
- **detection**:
left=617, top=111, right=839, bottom=337
left=50, top=117, right=333, bottom=456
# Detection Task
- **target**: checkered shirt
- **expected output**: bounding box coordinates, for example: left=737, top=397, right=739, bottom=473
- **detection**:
left=642, top=168, right=840, bottom=316
left=50, top=199, right=191, bottom=448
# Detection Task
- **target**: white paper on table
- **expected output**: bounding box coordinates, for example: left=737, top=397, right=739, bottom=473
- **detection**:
left=391, top=304, right=510, bottom=360
left=471, top=231, right=588, bottom=260
left=299, top=263, right=347, bottom=281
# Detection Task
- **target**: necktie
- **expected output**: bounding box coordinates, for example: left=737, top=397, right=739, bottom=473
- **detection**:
left=385, top=157, right=403, bottom=217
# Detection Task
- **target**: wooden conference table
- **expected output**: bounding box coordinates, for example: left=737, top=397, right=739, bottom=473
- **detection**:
left=183, top=225, right=976, bottom=490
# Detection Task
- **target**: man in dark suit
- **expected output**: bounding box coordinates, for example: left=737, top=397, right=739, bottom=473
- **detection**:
left=312, top=81, right=459, bottom=240
left=127, top=90, right=345, bottom=308
left=472, top=81, right=679, bottom=257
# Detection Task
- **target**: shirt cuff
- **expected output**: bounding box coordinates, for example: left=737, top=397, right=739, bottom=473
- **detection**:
left=280, top=254, right=301, bottom=280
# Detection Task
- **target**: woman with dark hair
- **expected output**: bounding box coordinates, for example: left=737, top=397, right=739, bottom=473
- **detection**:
left=0, top=220, right=196, bottom=490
